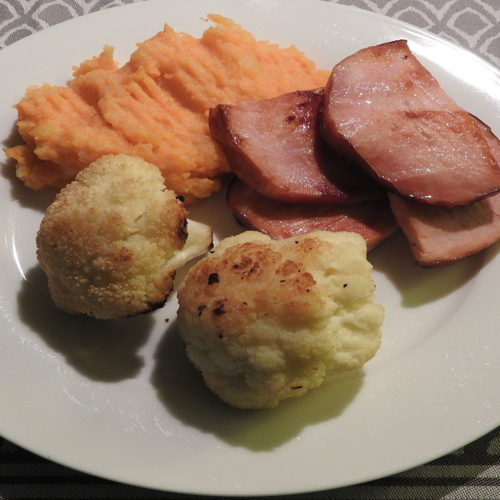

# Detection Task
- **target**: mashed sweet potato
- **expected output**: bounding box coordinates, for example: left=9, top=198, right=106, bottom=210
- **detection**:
left=5, top=15, right=328, bottom=203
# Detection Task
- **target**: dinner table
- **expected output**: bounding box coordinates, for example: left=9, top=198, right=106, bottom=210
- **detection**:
left=1, top=0, right=499, bottom=498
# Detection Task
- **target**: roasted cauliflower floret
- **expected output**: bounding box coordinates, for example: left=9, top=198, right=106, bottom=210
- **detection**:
left=177, top=230, right=384, bottom=409
left=37, top=154, right=212, bottom=319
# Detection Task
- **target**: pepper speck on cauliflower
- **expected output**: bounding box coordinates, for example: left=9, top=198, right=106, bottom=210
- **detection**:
left=177, top=230, right=384, bottom=409
left=36, top=154, right=212, bottom=319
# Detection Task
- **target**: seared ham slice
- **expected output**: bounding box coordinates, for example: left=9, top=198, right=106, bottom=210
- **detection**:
left=389, top=192, right=500, bottom=266
left=227, top=178, right=398, bottom=250
left=474, top=116, right=500, bottom=161
left=389, top=117, right=500, bottom=266
left=209, top=90, right=382, bottom=205
left=323, top=40, right=500, bottom=207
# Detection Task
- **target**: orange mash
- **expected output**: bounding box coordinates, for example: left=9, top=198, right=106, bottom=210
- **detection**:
left=5, top=15, right=328, bottom=202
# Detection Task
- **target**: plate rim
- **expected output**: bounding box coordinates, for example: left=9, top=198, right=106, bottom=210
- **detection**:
left=1, top=0, right=500, bottom=496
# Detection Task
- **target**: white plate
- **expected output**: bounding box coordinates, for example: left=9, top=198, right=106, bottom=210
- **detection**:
left=1, top=0, right=500, bottom=496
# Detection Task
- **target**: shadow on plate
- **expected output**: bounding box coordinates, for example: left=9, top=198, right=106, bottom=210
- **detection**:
left=16, top=266, right=153, bottom=382
left=1, top=121, right=22, bottom=150
left=1, top=157, right=57, bottom=215
left=151, top=321, right=363, bottom=452
left=186, top=180, right=244, bottom=241
left=370, top=231, right=490, bottom=308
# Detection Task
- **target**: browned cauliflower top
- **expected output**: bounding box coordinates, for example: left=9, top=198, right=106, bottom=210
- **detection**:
left=37, top=154, right=192, bottom=319
left=177, top=230, right=384, bottom=409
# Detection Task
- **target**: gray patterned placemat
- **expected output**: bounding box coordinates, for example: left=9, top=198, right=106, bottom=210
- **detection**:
left=335, top=0, right=500, bottom=67
left=1, top=0, right=499, bottom=68
left=0, top=0, right=141, bottom=49
left=1, top=1, right=500, bottom=499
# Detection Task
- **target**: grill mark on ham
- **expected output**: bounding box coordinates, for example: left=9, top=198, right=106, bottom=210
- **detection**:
left=227, top=177, right=398, bottom=250
left=322, top=40, right=500, bottom=207
left=389, top=116, right=500, bottom=266
left=209, top=89, right=382, bottom=205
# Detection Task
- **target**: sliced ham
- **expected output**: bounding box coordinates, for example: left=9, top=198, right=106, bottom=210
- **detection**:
left=389, top=192, right=500, bottom=266
left=474, top=115, right=500, bottom=160
left=322, top=40, right=500, bottom=207
left=389, top=116, right=500, bottom=266
left=227, top=177, right=398, bottom=250
left=209, top=89, right=382, bottom=205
